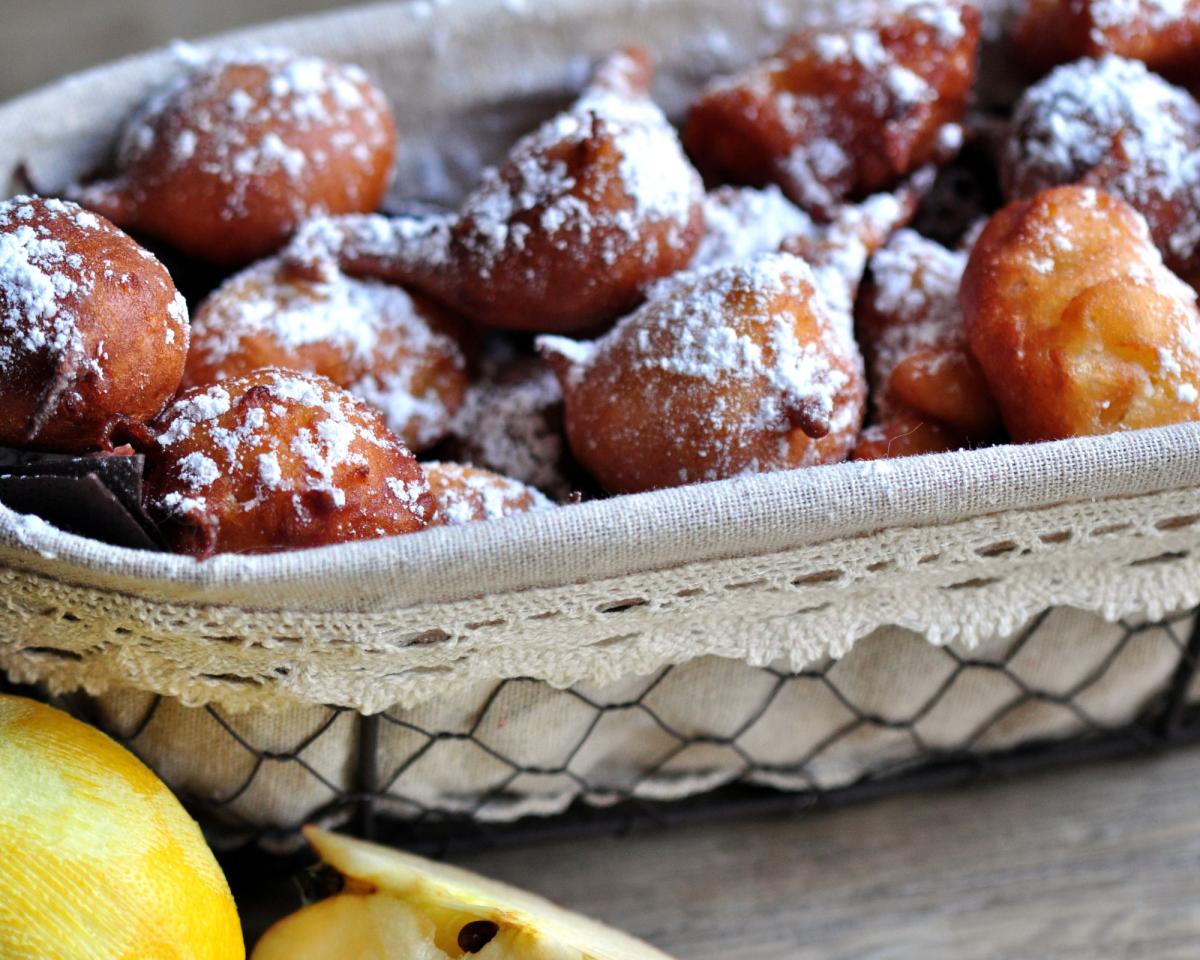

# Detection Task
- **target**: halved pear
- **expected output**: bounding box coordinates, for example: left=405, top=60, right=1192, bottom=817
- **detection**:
left=252, top=827, right=677, bottom=960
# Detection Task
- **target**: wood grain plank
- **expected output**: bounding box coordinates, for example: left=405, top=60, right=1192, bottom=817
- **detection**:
left=448, top=749, right=1200, bottom=960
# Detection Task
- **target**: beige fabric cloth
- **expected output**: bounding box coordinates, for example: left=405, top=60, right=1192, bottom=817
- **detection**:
left=0, top=0, right=1197, bottom=836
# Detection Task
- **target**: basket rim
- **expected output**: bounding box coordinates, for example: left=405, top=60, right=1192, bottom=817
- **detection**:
left=1, top=0, right=1199, bottom=613
left=4, top=424, right=1200, bottom=611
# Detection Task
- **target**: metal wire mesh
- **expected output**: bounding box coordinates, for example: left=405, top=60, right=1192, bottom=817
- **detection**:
left=5, top=605, right=1200, bottom=856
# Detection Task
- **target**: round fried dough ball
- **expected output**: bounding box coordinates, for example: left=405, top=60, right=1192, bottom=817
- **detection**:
left=184, top=256, right=468, bottom=451
left=1012, top=0, right=1200, bottom=83
left=71, top=47, right=395, bottom=266
left=286, top=48, right=704, bottom=335
left=857, top=228, right=999, bottom=437
left=538, top=252, right=866, bottom=493
left=683, top=1, right=979, bottom=217
left=961, top=185, right=1200, bottom=442
left=0, top=195, right=189, bottom=453
left=141, top=368, right=436, bottom=556
left=423, top=461, right=554, bottom=526
left=1002, top=55, right=1200, bottom=280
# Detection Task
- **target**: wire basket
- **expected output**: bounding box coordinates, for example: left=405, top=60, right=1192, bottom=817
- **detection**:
left=8, top=601, right=1200, bottom=855
left=4, top=0, right=1200, bottom=859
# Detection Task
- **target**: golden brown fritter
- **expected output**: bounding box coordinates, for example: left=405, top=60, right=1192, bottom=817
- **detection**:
left=139, top=368, right=436, bottom=556
left=961, top=185, right=1200, bottom=442
left=1002, top=55, right=1200, bottom=280
left=423, top=461, right=554, bottom=526
left=857, top=228, right=999, bottom=437
left=1012, top=0, right=1200, bottom=83
left=70, top=48, right=395, bottom=266
left=538, top=253, right=866, bottom=493
left=0, top=196, right=189, bottom=453
left=683, top=2, right=979, bottom=217
left=185, top=256, right=467, bottom=451
left=285, top=48, right=705, bottom=335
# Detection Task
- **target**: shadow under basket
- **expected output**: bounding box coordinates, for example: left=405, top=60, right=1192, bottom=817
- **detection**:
left=3, top=0, right=1200, bottom=855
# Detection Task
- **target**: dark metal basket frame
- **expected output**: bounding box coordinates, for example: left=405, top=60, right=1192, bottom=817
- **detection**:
left=5, top=606, right=1200, bottom=870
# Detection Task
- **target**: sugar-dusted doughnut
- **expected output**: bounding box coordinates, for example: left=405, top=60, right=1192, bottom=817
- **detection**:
left=0, top=196, right=188, bottom=453
left=70, top=46, right=395, bottom=266
left=184, top=256, right=467, bottom=451
left=961, top=185, right=1200, bottom=442
left=857, top=228, right=999, bottom=437
left=1002, top=55, right=1200, bottom=280
left=423, top=461, right=554, bottom=526
left=286, top=47, right=704, bottom=334
left=1012, top=0, right=1200, bottom=82
left=538, top=253, right=866, bottom=493
left=137, top=368, right=435, bottom=556
left=683, top=1, right=979, bottom=217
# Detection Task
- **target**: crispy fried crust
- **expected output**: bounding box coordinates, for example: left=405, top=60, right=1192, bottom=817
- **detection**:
left=961, top=185, right=1200, bottom=442
left=0, top=197, right=188, bottom=453
left=1012, top=0, right=1200, bottom=83
left=539, top=253, right=866, bottom=493
left=423, top=461, right=553, bottom=526
left=1002, top=55, right=1200, bottom=280
left=683, top=3, right=979, bottom=217
left=141, top=368, right=435, bottom=557
left=856, top=229, right=999, bottom=437
left=70, top=51, right=395, bottom=266
left=185, top=256, right=468, bottom=451
left=285, top=48, right=704, bottom=336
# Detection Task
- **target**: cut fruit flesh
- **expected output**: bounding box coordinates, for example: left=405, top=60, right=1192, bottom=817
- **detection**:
left=251, top=827, right=676, bottom=960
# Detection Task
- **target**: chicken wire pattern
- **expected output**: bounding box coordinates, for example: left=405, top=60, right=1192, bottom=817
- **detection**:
left=6, top=603, right=1200, bottom=855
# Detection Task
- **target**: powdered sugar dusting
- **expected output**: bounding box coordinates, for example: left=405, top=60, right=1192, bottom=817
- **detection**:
left=455, top=52, right=702, bottom=275
left=699, top=0, right=971, bottom=214
left=693, top=185, right=816, bottom=269
left=424, top=461, right=554, bottom=525
left=152, top=369, right=424, bottom=522
left=190, top=256, right=464, bottom=448
left=0, top=218, right=86, bottom=375
left=1005, top=55, right=1200, bottom=269
left=540, top=252, right=863, bottom=481
left=861, top=228, right=967, bottom=415
left=112, top=44, right=392, bottom=221
left=1089, top=0, right=1198, bottom=40
left=0, top=194, right=188, bottom=429
left=446, top=351, right=570, bottom=499
left=288, top=213, right=453, bottom=274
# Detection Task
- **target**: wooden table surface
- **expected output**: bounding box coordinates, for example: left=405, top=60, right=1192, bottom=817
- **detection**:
left=239, top=746, right=1200, bottom=959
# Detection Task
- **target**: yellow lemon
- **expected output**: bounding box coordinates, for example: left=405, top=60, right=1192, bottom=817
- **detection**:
left=0, top=693, right=244, bottom=960
left=253, top=826, right=674, bottom=960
